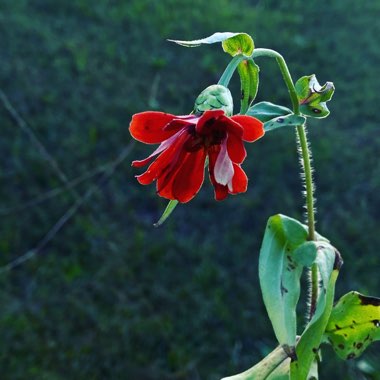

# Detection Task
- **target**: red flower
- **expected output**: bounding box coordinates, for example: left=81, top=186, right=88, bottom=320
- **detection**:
left=130, top=109, right=264, bottom=203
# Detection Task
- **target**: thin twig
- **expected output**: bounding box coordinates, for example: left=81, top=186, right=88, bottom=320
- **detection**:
left=0, top=89, right=80, bottom=201
left=0, top=160, right=119, bottom=215
left=0, top=141, right=135, bottom=273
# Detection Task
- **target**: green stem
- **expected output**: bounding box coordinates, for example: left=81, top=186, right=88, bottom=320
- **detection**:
left=252, top=48, right=318, bottom=317
left=218, top=54, right=245, bottom=87
left=252, top=49, right=300, bottom=115
left=252, top=48, right=315, bottom=239
left=296, top=125, right=315, bottom=241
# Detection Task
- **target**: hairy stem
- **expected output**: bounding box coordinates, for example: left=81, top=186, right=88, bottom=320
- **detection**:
left=252, top=48, right=318, bottom=317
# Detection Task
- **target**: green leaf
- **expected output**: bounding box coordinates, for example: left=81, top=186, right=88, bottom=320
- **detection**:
left=246, top=101, right=293, bottom=122
left=222, top=33, right=254, bottom=57
left=290, top=245, right=343, bottom=380
left=259, top=214, right=312, bottom=347
left=295, top=75, right=335, bottom=118
left=263, top=114, right=306, bottom=132
left=238, top=59, right=259, bottom=114
left=324, top=291, right=380, bottom=360
left=168, top=32, right=254, bottom=57
left=246, top=101, right=306, bottom=131
left=153, top=200, right=178, bottom=227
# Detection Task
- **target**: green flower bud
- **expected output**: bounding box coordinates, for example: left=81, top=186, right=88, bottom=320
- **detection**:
left=194, top=84, right=233, bottom=116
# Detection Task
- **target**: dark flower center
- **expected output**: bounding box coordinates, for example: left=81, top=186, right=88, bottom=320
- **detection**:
left=185, top=118, right=227, bottom=152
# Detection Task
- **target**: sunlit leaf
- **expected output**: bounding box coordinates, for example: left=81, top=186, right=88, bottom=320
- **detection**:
left=222, top=33, right=254, bottom=57
left=324, top=291, right=380, bottom=360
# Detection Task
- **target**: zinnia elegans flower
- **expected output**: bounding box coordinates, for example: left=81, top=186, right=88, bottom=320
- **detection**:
left=130, top=109, right=264, bottom=203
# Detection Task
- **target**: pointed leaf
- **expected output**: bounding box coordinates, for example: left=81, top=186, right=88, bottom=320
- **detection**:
left=237, top=59, right=259, bottom=114
left=169, top=32, right=254, bottom=57
left=290, top=245, right=343, bottom=380
left=259, top=214, right=313, bottom=347
left=154, top=200, right=178, bottom=227
left=246, top=101, right=293, bottom=122
left=324, top=291, right=380, bottom=360
left=263, top=114, right=306, bottom=132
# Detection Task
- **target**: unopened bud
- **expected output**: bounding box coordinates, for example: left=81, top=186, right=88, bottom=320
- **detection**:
left=194, top=84, right=233, bottom=116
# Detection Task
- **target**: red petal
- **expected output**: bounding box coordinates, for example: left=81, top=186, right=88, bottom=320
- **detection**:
left=132, top=130, right=184, bottom=168
left=156, top=140, right=191, bottom=198
left=169, top=149, right=207, bottom=203
left=230, top=115, right=264, bottom=142
left=227, top=132, right=246, bottom=164
left=135, top=131, right=189, bottom=185
left=222, top=115, right=244, bottom=137
left=228, top=164, right=248, bottom=194
left=208, top=147, right=229, bottom=201
left=195, top=110, right=225, bottom=134
left=213, top=182, right=229, bottom=201
left=164, top=116, right=198, bottom=131
left=132, top=156, right=154, bottom=168
left=129, top=111, right=181, bottom=144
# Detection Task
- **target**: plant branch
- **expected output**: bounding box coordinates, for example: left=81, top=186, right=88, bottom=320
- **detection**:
left=252, top=48, right=318, bottom=318
left=218, top=54, right=245, bottom=87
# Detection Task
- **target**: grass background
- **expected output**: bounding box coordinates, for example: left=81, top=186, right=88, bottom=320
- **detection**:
left=0, top=0, right=379, bottom=379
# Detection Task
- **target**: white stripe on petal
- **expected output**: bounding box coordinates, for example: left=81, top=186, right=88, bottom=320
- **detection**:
left=148, top=130, right=184, bottom=158
left=214, top=140, right=234, bottom=186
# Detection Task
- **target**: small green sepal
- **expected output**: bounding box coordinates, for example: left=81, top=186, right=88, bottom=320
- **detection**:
left=154, top=200, right=178, bottom=227
left=295, top=74, right=335, bottom=118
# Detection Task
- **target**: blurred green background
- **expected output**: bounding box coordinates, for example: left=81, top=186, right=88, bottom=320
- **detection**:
left=0, top=0, right=379, bottom=379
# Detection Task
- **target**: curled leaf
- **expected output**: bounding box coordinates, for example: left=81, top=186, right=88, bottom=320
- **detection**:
left=295, top=74, right=335, bottom=118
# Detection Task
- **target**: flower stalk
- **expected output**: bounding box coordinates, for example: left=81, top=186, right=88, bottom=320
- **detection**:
left=252, top=48, right=318, bottom=318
